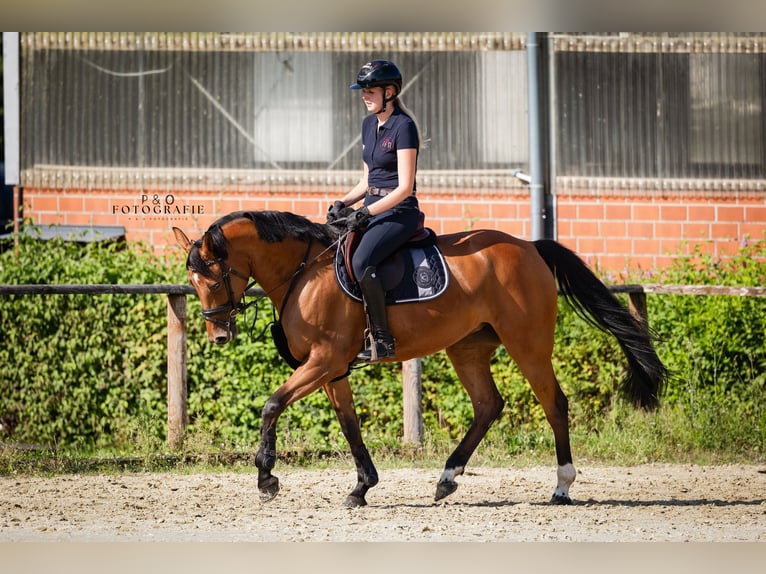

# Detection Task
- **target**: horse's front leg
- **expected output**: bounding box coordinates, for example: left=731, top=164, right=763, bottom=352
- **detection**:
left=254, top=364, right=330, bottom=502
left=323, top=378, right=378, bottom=507
left=255, top=403, right=281, bottom=502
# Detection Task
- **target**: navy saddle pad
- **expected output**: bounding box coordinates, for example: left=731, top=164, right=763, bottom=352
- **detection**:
left=334, top=229, right=450, bottom=304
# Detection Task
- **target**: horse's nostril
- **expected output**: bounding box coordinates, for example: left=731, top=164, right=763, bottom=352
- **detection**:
left=215, top=335, right=229, bottom=345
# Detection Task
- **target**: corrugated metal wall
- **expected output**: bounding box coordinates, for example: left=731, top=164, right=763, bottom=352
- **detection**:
left=554, top=33, right=766, bottom=186
left=19, top=32, right=527, bottom=189
left=18, top=32, right=766, bottom=190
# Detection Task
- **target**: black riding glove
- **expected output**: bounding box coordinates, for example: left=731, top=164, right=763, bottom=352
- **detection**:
left=326, top=200, right=347, bottom=224
left=346, top=206, right=371, bottom=231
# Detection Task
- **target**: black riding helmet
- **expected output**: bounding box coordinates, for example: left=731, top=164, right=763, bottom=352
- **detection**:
left=350, top=59, right=403, bottom=92
left=350, top=59, right=403, bottom=113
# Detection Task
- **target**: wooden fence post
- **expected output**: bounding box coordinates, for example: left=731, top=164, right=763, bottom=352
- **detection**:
left=628, top=291, right=649, bottom=331
left=402, top=358, right=423, bottom=445
left=167, top=294, right=188, bottom=450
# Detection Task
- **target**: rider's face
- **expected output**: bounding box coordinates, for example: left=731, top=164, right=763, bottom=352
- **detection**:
left=361, top=87, right=388, bottom=114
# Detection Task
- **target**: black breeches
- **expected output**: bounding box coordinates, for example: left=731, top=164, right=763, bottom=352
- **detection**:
left=351, top=209, right=422, bottom=281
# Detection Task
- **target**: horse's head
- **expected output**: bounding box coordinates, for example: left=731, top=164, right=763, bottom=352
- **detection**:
left=173, top=226, right=251, bottom=345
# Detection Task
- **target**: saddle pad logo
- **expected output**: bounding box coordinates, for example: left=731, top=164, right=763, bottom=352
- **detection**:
left=414, top=267, right=436, bottom=289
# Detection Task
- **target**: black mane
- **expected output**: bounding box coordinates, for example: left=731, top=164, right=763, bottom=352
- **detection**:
left=187, top=210, right=339, bottom=277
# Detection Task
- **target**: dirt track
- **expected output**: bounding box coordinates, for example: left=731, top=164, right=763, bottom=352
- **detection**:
left=2, top=463, right=765, bottom=542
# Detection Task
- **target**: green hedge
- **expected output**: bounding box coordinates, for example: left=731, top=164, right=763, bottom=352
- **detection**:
left=1, top=229, right=764, bottom=459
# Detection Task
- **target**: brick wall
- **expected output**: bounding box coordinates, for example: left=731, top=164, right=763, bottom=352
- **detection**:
left=556, top=187, right=766, bottom=275
left=21, top=184, right=766, bottom=273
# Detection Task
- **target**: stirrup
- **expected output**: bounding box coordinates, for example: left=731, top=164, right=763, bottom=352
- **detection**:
left=357, top=332, right=395, bottom=362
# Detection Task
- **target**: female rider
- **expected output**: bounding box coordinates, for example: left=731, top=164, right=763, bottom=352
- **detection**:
left=327, top=59, right=423, bottom=362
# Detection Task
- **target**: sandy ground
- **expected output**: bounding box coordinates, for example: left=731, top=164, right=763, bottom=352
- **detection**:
left=2, top=463, right=765, bottom=543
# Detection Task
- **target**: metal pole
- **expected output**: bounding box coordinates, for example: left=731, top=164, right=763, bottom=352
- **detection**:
left=3, top=33, right=20, bottom=185
left=546, top=33, right=558, bottom=241
left=3, top=33, right=21, bottom=249
left=527, top=32, right=545, bottom=242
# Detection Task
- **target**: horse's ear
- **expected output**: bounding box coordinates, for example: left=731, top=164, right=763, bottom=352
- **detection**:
left=172, top=227, right=194, bottom=254
left=201, top=231, right=215, bottom=256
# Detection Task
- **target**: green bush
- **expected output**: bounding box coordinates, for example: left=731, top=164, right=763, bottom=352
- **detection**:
left=0, top=232, right=176, bottom=451
left=650, top=240, right=766, bottom=403
left=0, top=228, right=764, bottom=463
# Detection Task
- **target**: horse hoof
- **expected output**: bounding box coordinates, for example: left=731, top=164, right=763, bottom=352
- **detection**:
left=434, top=480, right=458, bottom=502
left=259, top=476, right=280, bottom=502
left=550, top=493, right=572, bottom=505
left=343, top=494, right=368, bottom=508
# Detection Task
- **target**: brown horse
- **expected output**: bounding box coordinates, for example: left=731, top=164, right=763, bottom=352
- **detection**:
left=173, top=210, right=667, bottom=507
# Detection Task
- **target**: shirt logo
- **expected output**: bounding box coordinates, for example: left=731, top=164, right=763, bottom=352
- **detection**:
left=380, top=136, right=394, bottom=152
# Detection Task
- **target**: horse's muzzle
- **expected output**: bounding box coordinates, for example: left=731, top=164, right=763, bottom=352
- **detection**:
left=207, top=320, right=238, bottom=345
left=213, top=333, right=231, bottom=345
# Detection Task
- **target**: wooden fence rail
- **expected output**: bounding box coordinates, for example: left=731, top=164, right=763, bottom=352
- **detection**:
left=1, top=283, right=764, bottom=448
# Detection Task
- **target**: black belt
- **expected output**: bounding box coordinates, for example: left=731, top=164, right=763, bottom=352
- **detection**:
left=366, top=186, right=394, bottom=197
left=366, top=187, right=418, bottom=197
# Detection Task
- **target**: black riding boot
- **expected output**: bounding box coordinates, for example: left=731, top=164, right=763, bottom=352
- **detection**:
left=357, top=266, right=396, bottom=362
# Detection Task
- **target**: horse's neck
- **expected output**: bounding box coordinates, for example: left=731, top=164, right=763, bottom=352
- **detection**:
left=248, top=237, right=313, bottom=309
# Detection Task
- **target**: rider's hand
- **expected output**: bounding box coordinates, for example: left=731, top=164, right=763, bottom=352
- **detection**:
left=346, top=207, right=371, bottom=231
left=326, top=200, right=347, bottom=224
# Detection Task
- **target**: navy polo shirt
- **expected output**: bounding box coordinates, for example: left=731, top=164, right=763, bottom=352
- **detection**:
left=361, top=107, right=419, bottom=191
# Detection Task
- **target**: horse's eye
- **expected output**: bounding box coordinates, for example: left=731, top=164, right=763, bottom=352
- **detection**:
left=210, top=282, right=222, bottom=292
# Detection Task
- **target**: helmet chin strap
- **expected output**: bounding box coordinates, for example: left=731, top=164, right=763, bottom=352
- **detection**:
left=376, top=102, right=387, bottom=115
left=376, top=89, right=395, bottom=115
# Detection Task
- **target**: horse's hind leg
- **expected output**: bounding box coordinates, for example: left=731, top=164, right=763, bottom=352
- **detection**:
left=493, top=267, right=577, bottom=504
left=323, top=378, right=379, bottom=507
left=435, top=330, right=504, bottom=501
left=514, top=357, right=576, bottom=505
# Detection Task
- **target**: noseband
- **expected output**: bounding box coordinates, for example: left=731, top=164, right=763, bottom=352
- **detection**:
left=200, top=259, right=259, bottom=332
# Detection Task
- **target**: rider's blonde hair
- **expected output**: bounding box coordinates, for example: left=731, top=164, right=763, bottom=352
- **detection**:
left=392, top=93, right=423, bottom=151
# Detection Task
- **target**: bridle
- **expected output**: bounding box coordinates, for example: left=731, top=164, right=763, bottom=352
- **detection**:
left=199, top=258, right=259, bottom=332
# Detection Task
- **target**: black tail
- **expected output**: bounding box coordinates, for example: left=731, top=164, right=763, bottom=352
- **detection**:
left=534, top=239, right=667, bottom=410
